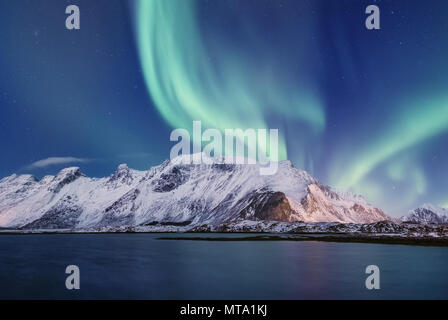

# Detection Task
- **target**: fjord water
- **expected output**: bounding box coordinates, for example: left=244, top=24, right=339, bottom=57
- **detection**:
left=0, top=233, right=447, bottom=299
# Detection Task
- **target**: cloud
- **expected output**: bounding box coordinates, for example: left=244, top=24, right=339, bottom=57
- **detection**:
left=26, top=157, right=90, bottom=170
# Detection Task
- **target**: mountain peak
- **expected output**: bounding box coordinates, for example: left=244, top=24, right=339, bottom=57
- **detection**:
left=107, top=163, right=144, bottom=186
left=117, top=163, right=129, bottom=171
left=169, top=152, right=289, bottom=167
left=402, top=204, right=448, bottom=224
left=56, top=167, right=82, bottom=177
left=419, top=203, right=448, bottom=213
left=0, top=156, right=391, bottom=229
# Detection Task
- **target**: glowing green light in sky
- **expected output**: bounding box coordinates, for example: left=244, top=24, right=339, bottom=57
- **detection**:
left=135, top=0, right=325, bottom=161
left=332, top=96, right=448, bottom=191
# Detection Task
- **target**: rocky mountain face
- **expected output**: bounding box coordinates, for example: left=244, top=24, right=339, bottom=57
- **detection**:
left=0, top=154, right=391, bottom=230
left=401, top=204, right=448, bottom=224
left=187, top=220, right=448, bottom=237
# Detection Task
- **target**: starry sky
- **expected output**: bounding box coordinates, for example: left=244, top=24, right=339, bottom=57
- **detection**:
left=0, top=0, right=448, bottom=216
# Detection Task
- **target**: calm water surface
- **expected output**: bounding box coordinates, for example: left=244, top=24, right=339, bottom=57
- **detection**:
left=0, top=233, right=447, bottom=299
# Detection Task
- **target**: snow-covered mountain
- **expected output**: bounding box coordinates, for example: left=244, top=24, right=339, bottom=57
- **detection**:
left=401, top=204, right=448, bottom=224
left=0, top=153, right=390, bottom=230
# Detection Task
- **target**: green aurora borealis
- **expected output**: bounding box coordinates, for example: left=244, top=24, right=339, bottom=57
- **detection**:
left=134, top=0, right=448, bottom=215
left=1, top=0, right=447, bottom=217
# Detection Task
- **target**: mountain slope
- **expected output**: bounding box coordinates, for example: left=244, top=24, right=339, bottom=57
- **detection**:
left=402, top=204, right=448, bottom=224
left=0, top=154, right=390, bottom=229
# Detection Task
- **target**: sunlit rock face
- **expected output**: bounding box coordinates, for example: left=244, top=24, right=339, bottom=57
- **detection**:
left=298, top=184, right=390, bottom=224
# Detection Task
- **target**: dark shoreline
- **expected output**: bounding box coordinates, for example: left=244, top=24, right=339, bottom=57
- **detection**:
left=1, top=230, right=448, bottom=247
left=157, top=235, right=448, bottom=247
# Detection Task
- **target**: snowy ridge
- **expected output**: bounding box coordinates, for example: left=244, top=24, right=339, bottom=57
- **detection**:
left=401, top=204, right=448, bottom=224
left=0, top=153, right=391, bottom=230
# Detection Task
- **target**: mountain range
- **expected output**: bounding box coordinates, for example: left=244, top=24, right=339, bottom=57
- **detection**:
left=0, top=153, right=446, bottom=233
left=0, top=153, right=393, bottom=231
left=401, top=204, right=448, bottom=224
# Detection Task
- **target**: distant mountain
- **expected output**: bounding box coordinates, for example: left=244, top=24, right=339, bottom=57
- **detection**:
left=401, top=204, right=448, bottom=224
left=0, top=153, right=390, bottom=231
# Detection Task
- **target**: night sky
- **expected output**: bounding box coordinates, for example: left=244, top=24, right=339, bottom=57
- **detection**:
left=1, top=0, right=448, bottom=216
